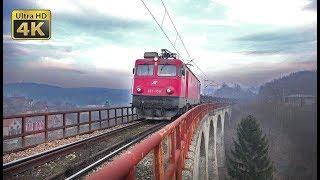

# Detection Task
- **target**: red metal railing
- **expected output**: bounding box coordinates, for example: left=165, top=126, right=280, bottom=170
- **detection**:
left=3, top=106, right=138, bottom=153
left=88, top=103, right=225, bottom=180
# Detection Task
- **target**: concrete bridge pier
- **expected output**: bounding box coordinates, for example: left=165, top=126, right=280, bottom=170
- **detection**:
left=183, top=107, right=231, bottom=180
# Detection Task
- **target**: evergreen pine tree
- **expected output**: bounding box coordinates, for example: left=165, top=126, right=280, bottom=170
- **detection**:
left=226, top=115, right=275, bottom=180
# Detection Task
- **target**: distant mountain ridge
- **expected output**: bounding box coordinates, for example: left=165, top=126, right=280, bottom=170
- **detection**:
left=258, top=70, right=317, bottom=102
left=4, top=82, right=131, bottom=106
left=212, top=84, right=255, bottom=99
left=4, top=70, right=316, bottom=106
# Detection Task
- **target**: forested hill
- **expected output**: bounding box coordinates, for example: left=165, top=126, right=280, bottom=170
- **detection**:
left=4, top=82, right=131, bottom=106
left=258, top=70, right=317, bottom=102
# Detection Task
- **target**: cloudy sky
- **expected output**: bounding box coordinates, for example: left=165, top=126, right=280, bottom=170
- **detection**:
left=3, top=0, right=317, bottom=90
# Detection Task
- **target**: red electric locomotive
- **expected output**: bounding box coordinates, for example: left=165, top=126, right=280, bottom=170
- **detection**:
left=132, top=49, right=201, bottom=120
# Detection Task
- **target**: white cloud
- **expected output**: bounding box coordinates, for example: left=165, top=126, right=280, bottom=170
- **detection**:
left=205, top=59, right=316, bottom=86
left=178, top=16, right=239, bottom=27
left=4, top=0, right=317, bottom=88
left=67, top=44, right=157, bottom=72
left=26, top=56, right=76, bottom=69
left=3, top=34, right=71, bottom=46
left=183, top=35, right=208, bottom=49
left=214, top=0, right=316, bottom=27
left=188, top=47, right=299, bottom=76
left=35, top=0, right=82, bottom=14
left=36, top=0, right=160, bottom=22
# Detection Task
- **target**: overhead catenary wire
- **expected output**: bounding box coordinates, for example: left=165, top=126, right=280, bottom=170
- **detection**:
left=140, top=0, right=219, bottom=86
left=159, top=0, right=210, bottom=81
left=160, top=0, right=192, bottom=61
left=139, top=0, right=185, bottom=63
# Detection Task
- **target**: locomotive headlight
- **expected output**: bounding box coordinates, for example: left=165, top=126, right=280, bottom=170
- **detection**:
left=136, top=87, right=143, bottom=93
left=166, top=88, right=174, bottom=94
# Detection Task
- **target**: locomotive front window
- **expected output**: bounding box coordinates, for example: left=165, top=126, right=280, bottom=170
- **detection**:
left=136, top=64, right=154, bottom=76
left=157, top=65, right=177, bottom=76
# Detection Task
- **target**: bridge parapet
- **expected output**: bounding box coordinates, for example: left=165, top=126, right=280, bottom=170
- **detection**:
left=88, top=103, right=231, bottom=180
left=3, top=106, right=138, bottom=153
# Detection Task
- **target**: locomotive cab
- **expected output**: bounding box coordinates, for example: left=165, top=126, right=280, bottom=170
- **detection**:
left=132, top=49, right=200, bottom=120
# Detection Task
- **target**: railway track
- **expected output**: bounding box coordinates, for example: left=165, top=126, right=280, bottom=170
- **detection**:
left=3, top=120, right=168, bottom=179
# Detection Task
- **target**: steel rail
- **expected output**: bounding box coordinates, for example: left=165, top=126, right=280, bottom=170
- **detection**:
left=3, top=120, right=145, bottom=178
left=65, top=121, right=168, bottom=180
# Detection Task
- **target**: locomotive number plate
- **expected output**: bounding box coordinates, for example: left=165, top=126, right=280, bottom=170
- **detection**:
left=12, top=10, right=51, bottom=40
left=147, top=89, right=162, bottom=94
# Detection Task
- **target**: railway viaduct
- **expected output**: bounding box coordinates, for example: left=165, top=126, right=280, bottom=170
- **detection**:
left=3, top=103, right=232, bottom=179
left=88, top=104, right=232, bottom=180
left=183, top=106, right=231, bottom=180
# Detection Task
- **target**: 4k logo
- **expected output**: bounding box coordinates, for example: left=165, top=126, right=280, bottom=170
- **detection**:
left=12, top=10, right=51, bottom=40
